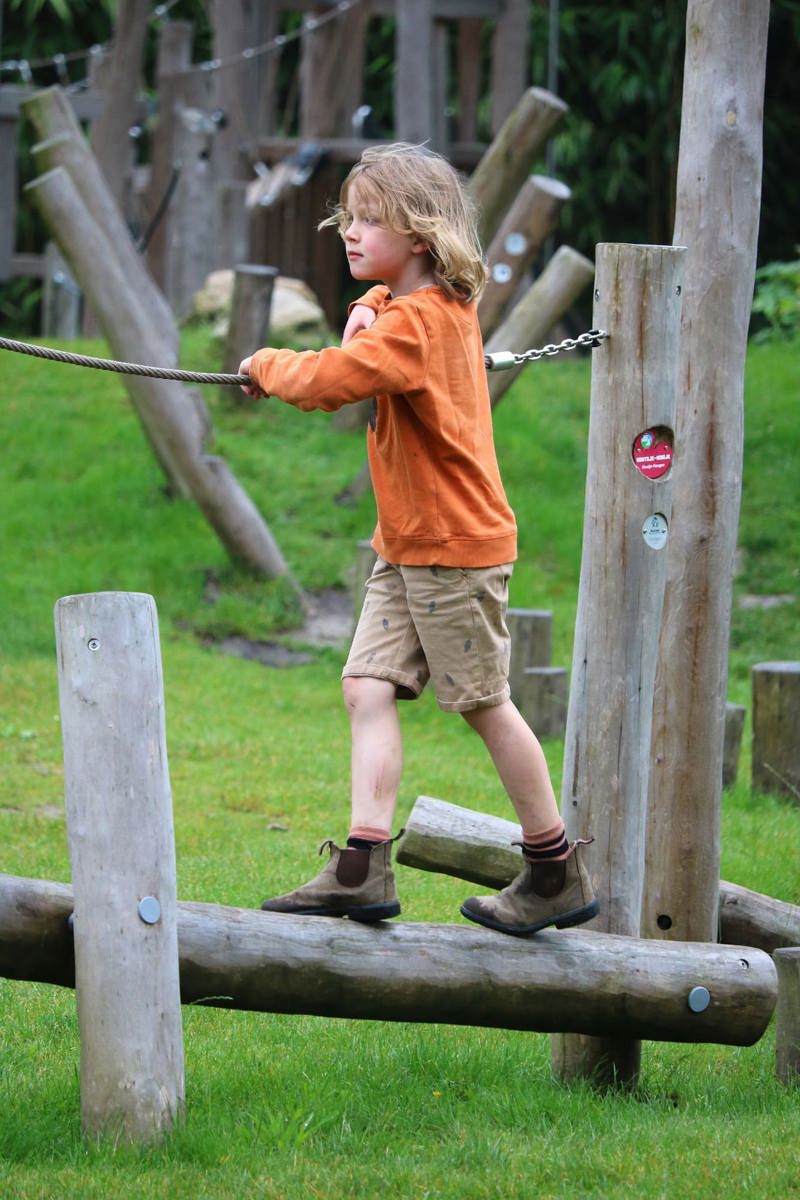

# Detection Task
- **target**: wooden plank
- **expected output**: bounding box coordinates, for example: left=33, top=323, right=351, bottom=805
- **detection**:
left=0, top=872, right=777, bottom=1048
left=55, top=592, right=184, bottom=1142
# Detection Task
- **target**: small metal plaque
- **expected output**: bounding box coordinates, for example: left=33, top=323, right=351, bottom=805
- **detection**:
left=642, top=513, right=669, bottom=550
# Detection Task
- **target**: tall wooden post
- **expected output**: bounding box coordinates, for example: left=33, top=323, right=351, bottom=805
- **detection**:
left=644, top=0, right=770, bottom=943
left=552, top=243, right=685, bottom=1087
left=55, top=593, right=184, bottom=1142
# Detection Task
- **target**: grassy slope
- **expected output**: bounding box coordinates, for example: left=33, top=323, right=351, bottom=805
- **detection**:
left=0, top=330, right=798, bottom=1198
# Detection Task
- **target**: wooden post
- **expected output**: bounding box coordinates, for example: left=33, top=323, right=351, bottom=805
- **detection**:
left=222, top=263, right=278, bottom=402
left=26, top=166, right=296, bottom=583
left=394, top=795, right=800, bottom=954
left=0, top=873, right=777, bottom=1049
left=518, top=666, right=568, bottom=738
left=88, top=0, right=151, bottom=214
left=775, top=948, right=800, bottom=1084
left=0, top=110, right=17, bottom=279
left=352, top=537, right=378, bottom=627
left=489, top=0, right=530, bottom=135
left=164, top=103, right=218, bottom=320
left=553, top=243, right=685, bottom=1087
left=645, top=0, right=770, bottom=942
left=507, top=607, right=552, bottom=701
left=395, top=0, right=446, bottom=151
left=484, top=245, right=595, bottom=409
left=299, top=2, right=368, bottom=138
left=469, top=88, right=568, bottom=246
left=751, top=663, right=800, bottom=800
left=723, top=702, right=746, bottom=788
left=55, top=593, right=184, bottom=1142
left=479, top=175, right=572, bottom=340
left=24, top=87, right=178, bottom=360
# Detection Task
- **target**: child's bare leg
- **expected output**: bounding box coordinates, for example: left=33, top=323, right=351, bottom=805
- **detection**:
left=343, top=675, right=403, bottom=838
left=461, top=698, right=561, bottom=834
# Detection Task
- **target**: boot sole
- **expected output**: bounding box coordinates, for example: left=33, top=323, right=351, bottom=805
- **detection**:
left=260, top=900, right=401, bottom=922
left=460, top=898, right=599, bottom=938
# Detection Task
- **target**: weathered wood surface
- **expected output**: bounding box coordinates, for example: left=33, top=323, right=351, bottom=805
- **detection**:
left=484, top=244, right=595, bottom=409
left=396, top=796, right=800, bottom=955
left=751, top=662, right=800, bottom=801
left=56, top=593, right=184, bottom=1141
left=23, top=86, right=178, bottom=357
left=775, top=948, right=800, bottom=1084
left=0, top=873, right=776, bottom=1047
left=469, top=88, right=568, bottom=246
left=723, top=702, right=746, bottom=788
left=507, top=607, right=552, bottom=701
left=26, top=167, right=295, bottom=582
left=645, top=0, right=770, bottom=943
left=222, top=264, right=279, bottom=402
left=479, top=176, right=571, bottom=340
left=518, top=667, right=568, bottom=739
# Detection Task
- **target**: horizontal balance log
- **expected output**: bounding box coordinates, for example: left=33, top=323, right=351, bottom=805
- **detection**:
left=396, top=796, right=800, bottom=955
left=0, top=872, right=775, bottom=1047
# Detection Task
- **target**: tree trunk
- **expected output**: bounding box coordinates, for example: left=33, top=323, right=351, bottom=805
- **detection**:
left=644, top=0, right=770, bottom=945
left=0, top=873, right=776, bottom=1048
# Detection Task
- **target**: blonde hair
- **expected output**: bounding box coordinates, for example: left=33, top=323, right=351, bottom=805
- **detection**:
left=319, top=143, right=487, bottom=302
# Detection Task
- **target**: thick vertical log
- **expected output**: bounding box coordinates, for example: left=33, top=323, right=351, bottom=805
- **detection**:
left=479, top=175, right=571, bottom=339
left=299, top=2, right=368, bottom=138
left=222, top=263, right=278, bottom=401
left=484, top=245, right=594, bottom=409
left=645, top=0, right=770, bottom=942
left=751, top=663, right=800, bottom=800
left=89, top=0, right=151, bottom=213
left=489, top=0, right=530, bottom=135
left=395, top=0, right=441, bottom=148
left=469, top=87, right=567, bottom=246
left=42, top=241, right=81, bottom=339
left=518, top=667, right=568, bottom=738
left=507, top=607, right=552, bottom=701
left=554, top=243, right=685, bottom=1086
left=723, top=701, right=746, bottom=788
left=0, top=112, right=17, bottom=279
left=775, top=948, right=800, bottom=1084
left=55, top=592, right=184, bottom=1141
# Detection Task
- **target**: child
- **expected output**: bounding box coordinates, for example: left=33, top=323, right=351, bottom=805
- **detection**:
left=239, top=143, right=597, bottom=937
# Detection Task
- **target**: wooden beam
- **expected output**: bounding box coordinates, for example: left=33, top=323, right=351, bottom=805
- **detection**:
left=0, top=873, right=777, bottom=1047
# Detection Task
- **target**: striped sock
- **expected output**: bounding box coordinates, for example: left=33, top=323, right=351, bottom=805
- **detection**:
left=347, top=825, right=391, bottom=850
left=521, top=820, right=570, bottom=862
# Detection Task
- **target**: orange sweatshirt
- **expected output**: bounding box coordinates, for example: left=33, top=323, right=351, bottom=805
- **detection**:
left=248, top=284, right=517, bottom=567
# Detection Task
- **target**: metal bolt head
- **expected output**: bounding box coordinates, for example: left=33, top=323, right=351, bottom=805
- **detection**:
left=138, top=896, right=162, bottom=925
left=687, top=985, right=711, bottom=1013
left=87, top=638, right=100, bottom=651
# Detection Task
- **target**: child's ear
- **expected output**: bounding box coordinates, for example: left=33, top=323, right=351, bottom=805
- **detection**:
left=412, top=239, right=431, bottom=256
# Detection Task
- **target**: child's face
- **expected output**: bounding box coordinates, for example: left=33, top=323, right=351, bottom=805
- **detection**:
left=343, top=181, right=432, bottom=296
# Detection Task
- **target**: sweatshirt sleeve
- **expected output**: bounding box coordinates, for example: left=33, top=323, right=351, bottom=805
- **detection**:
left=348, top=285, right=390, bottom=316
left=248, top=298, right=431, bottom=412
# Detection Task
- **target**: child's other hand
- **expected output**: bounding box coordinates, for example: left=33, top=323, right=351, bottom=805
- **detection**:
left=238, top=355, right=266, bottom=398
left=342, top=304, right=376, bottom=346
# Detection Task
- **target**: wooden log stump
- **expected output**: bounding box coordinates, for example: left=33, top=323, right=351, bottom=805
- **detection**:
left=751, top=662, right=800, bottom=801
left=352, top=538, right=378, bottom=627
left=222, top=263, right=278, bottom=403
left=507, top=607, right=552, bottom=700
left=484, top=245, right=595, bottom=409
left=55, top=592, right=184, bottom=1142
left=723, top=701, right=746, bottom=788
left=395, top=795, right=800, bottom=955
left=479, top=176, right=572, bottom=340
left=42, top=241, right=80, bottom=339
left=0, top=873, right=777, bottom=1049
left=775, top=948, right=800, bottom=1084
left=518, top=666, right=568, bottom=738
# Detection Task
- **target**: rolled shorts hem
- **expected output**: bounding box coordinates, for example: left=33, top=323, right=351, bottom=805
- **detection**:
left=436, top=683, right=511, bottom=714
left=341, top=661, right=424, bottom=699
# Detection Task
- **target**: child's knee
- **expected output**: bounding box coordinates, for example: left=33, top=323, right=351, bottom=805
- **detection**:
left=342, top=674, right=394, bottom=717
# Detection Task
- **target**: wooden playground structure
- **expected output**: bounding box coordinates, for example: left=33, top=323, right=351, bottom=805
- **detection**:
left=1, top=0, right=798, bottom=1148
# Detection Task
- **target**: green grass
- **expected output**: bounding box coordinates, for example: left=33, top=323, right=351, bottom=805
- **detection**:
left=1, top=329, right=799, bottom=1198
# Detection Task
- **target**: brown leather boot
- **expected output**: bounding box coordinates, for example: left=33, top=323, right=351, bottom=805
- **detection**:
left=260, top=836, right=401, bottom=922
left=460, top=839, right=598, bottom=936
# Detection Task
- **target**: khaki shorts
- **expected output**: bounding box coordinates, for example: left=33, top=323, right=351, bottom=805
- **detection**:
left=343, top=557, right=514, bottom=712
